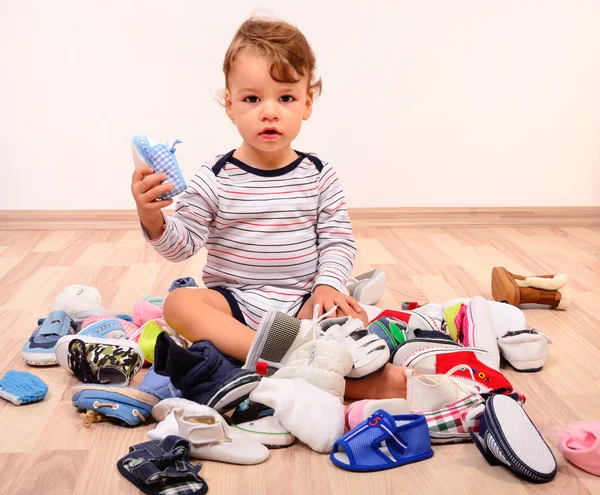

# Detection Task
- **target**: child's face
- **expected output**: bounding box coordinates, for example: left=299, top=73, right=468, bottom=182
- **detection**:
left=225, top=51, right=313, bottom=157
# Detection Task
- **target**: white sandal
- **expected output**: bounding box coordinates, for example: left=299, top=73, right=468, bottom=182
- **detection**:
left=150, top=398, right=270, bottom=465
left=320, top=317, right=389, bottom=379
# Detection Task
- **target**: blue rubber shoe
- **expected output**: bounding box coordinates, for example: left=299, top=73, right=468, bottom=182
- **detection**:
left=131, top=135, right=186, bottom=199
left=21, top=311, right=77, bottom=366
left=330, top=410, right=433, bottom=472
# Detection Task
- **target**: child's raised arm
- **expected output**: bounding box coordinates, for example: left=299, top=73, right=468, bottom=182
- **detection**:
left=134, top=164, right=219, bottom=262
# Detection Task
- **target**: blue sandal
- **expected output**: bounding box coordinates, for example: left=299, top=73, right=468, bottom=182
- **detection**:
left=330, top=410, right=434, bottom=472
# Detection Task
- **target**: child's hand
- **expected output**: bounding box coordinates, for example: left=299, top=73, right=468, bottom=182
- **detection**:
left=131, top=165, right=173, bottom=238
left=311, top=285, right=363, bottom=319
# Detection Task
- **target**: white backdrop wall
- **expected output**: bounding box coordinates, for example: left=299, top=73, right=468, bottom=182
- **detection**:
left=1, top=0, right=599, bottom=210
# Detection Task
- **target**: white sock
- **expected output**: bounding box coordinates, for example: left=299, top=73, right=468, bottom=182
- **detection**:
left=249, top=377, right=345, bottom=453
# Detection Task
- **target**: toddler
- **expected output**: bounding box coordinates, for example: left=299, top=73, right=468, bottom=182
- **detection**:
left=131, top=16, right=407, bottom=399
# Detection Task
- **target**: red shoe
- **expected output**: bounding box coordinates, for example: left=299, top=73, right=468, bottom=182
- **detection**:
left=398, top=346, right=513, bottom=394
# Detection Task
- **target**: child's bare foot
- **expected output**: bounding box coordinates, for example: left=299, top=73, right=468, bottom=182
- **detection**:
left=344, top=364, right=409, bottom=400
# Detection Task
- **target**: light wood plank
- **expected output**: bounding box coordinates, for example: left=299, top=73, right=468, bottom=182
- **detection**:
left=0, top=225, right=598, bottom=494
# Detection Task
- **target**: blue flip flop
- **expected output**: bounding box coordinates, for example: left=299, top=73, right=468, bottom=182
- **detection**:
left=330, top=410, right=434, bottom=472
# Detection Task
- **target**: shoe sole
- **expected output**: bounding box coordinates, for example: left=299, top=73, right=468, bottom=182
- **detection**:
left=231, top=418, right=295, bottom=448
left=346, top=346, right=391, bottom=379
left=392, top=341, right=461, bottom=367
left=351, top=269, right=386, bottom=305
left=401, top=345, right=493, bottom=370
left=131, top=138, right=186, bottom=200
left=486, top=394, right=557, bottom=482
left=466, top=297, right=500, bottom=370
left=131, top=139, right=150, bottom=168
left=55, top=335, right=144, bottom=371
left=207, top=374, right=261, bottom=413
left=22, top=351, right=58, bottom=366
left=71, top=384, right=159, bottom=405
left=492, top=267, right=521, bottom=306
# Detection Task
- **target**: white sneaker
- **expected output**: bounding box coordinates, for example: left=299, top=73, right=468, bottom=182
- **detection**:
left=462, top=296, right=501, bottom=370
left=346, top=269, right=386, bottom=305
left=320, top=317, right=390, bottom=378
left=497, top=329, right=549, bottom=371
left=445, top=297, right=527, bottom=339
left=272, top=339, right=352, bottom=401
left=150, top=398, right=270, bottom=465
left=406, top=365, right=480, bottom=412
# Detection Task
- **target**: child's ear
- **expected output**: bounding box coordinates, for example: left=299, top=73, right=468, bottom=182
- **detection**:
left=303, top=89, right=313, bottom=121
left=224, top=89, right=235, bottom=123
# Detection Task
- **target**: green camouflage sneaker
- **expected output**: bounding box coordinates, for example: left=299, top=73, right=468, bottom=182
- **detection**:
left=56, top=335, right=144, bottom=386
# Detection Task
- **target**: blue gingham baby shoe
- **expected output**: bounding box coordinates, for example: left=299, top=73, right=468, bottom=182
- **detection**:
left=131, top=135, right=186, bottom=199
left=0, top=370, right=48, bottom=405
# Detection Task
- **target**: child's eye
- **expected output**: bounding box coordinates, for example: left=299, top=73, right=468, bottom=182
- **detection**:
left=280, top=95, right=296, bottom=103
left=244, top=96, right=259, bottom=103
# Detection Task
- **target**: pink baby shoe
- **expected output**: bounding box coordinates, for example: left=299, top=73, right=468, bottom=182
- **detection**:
left=345, top=398, right=410, bottom=431
left=558, top=421, right=600, bottom=476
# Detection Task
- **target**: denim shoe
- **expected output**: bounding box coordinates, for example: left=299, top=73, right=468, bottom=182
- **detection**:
left=117, top=436, right=207, bottom=495
left=131, top=135, right=186, bottom=199
left=169, top=277, right=198, bottom=292
left=137, top=365, right=182, bottom=400
left=154, top=334, right=260, bottom=413
left=78, top=318, right=126, bottom=340
left=21, top=311, right=77, bottom=366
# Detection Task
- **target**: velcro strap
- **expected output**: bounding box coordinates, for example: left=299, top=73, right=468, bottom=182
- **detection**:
left=186, top=421, right=227, bottom=445
left=39, top=313, right=70, bottom=336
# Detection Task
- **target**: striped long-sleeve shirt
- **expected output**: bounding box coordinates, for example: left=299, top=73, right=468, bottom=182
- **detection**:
left=147, top=150, right=356, bottom=328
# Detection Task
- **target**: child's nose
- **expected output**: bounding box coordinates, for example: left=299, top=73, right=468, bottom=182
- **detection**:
left=260, top=100, right=279, bottom=120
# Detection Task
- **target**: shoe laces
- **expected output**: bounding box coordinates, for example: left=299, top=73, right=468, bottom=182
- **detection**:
left=68, top=341, right=97, bottom=383
left=309, top=303, right=344, bottom=340
left=415, top=364, right=480, bottom=396
left=168, top=139, right=182, bottom=153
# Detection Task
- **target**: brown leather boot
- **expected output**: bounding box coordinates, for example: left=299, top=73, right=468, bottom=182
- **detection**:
left=491, top=267, right=570, bottom=310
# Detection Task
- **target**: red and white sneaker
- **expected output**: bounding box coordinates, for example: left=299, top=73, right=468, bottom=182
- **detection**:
left=398, top=346, right=513, bottom=394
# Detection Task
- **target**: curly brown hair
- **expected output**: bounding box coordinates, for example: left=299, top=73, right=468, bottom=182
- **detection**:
left=223, top=17, right=322, bottom=98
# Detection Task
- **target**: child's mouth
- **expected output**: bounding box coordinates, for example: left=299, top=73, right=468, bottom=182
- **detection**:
left=260, top=129, right=281, bottom=140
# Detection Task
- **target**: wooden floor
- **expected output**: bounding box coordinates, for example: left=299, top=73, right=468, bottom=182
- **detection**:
left=1, top=226, right=599, bottom=495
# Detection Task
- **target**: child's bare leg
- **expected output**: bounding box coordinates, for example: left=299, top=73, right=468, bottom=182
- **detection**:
left=163, top=288, right=254, bottom=362
left=344, top=364, right=408, bottom=400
